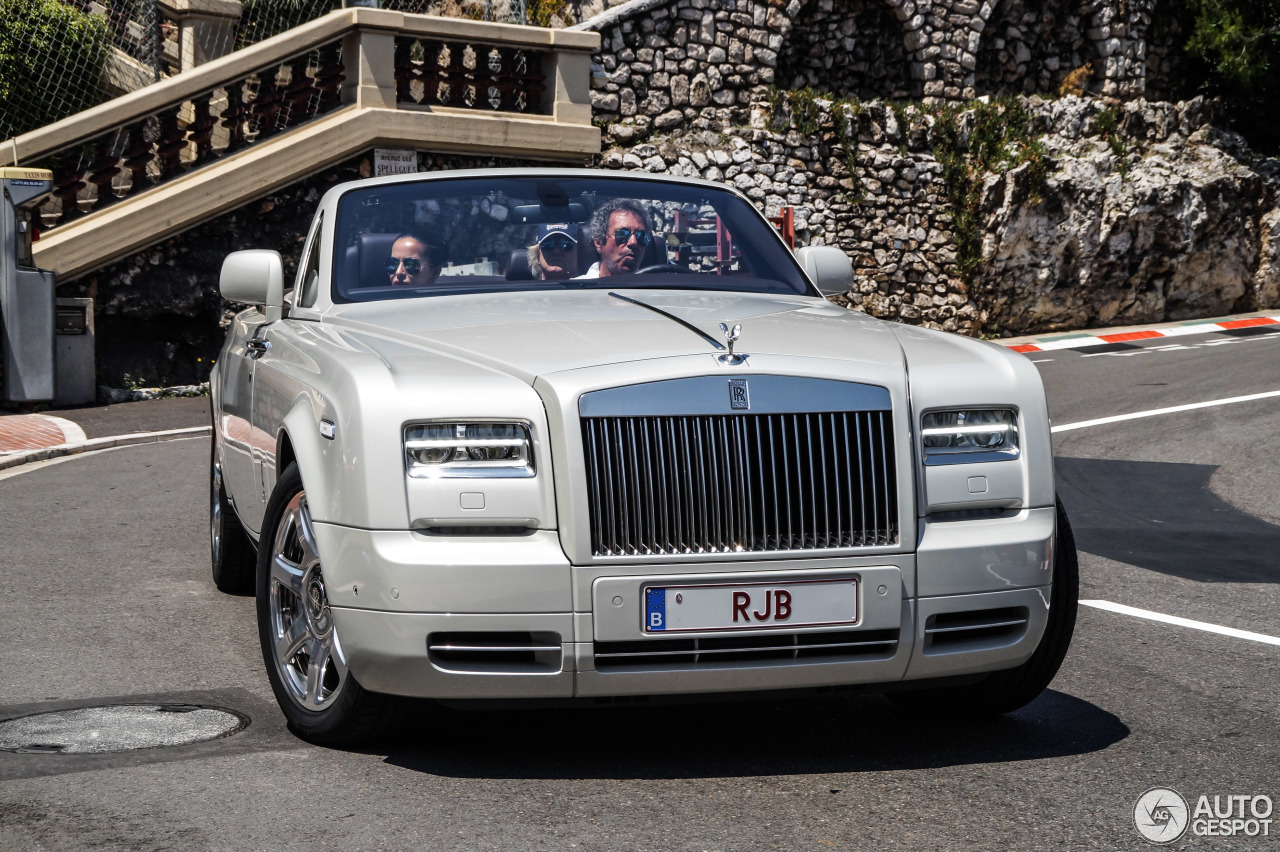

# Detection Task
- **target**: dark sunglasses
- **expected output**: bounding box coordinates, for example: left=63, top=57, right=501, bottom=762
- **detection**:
left=386, top=257, right=425, bottom=275
left=539, top=237, right=575, bottom=252
left=610, top=228, right=653, bottom=246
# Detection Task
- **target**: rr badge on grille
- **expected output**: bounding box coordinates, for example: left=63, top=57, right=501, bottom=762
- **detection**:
left=729, top=379, right=750, bottom=410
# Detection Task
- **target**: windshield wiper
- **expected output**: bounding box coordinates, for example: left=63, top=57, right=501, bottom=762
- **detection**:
left=608, top=291, right=725, bottom=350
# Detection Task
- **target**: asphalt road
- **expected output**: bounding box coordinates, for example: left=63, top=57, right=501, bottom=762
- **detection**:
left=0, top=324, right=1277, bottom=851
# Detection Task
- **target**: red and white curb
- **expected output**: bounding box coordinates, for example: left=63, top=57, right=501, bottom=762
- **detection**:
left=1000, top=315, right=1280, bottom=354
left=0, top=426, right=211, bottom=473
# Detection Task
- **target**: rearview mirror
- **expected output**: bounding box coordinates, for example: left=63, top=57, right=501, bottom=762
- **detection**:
left=794, top=246, right=853, bottom=297
left=220, top=250, right=284, bottom=323
left=511, top=203, right=588, bottom=224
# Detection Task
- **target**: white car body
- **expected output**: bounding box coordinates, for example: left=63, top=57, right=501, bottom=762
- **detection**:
left=210, top=169, right=1075, bottom=742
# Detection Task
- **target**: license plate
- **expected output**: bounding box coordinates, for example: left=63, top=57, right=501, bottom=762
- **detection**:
left=643, top=579, right=858, bottom=633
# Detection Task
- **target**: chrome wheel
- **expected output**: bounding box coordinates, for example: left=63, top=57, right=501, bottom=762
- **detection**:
left=267, top=492, right=348, bottom=710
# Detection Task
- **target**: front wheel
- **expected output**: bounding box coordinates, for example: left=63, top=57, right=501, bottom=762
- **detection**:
left=890, top=497, right=1079, bottom=716
left=257, top=463, right=400, bottom=745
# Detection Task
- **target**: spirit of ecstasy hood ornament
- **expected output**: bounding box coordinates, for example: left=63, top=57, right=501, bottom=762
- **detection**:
left=718, top=322, right=746, bottom=365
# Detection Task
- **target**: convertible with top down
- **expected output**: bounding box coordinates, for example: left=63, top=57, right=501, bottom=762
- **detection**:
left=210, top=169, right=1078, bottom=744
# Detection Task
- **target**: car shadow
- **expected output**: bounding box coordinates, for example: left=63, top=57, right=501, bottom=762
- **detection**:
left=375, top=689, right=1126, bottom=779
left=1055, top=456, right=1280, bottom=583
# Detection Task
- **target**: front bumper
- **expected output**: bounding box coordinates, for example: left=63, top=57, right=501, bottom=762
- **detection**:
left=319, top=508, right=1056, bottom=700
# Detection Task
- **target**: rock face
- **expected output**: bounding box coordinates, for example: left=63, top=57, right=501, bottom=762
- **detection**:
left=980, top=98, right=1279, bottom=331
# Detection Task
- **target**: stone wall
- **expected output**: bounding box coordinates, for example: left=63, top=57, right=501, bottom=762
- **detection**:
left=972, top=0, right=1095, bottom=96
left=777, top=0, right=919, bottom=99
left=578, top=0, right=1160, bottom=146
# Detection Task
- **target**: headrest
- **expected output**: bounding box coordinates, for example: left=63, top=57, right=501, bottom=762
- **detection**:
left=506, top=248, right=534, bottom=280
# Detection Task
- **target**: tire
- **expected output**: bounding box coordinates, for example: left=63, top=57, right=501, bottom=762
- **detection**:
left=890, top=496, right=1080, bottom=716
left=257, top=462, right=401, bottom=746
left=210, top=439, right=257, bottom=595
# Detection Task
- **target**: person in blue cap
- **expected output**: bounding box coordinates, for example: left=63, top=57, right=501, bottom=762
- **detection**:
left=527, top=223, right=580, bottom=281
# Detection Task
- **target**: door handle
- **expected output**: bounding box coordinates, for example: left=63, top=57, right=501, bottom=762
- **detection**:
left=246, top=339, right=271, bottom=359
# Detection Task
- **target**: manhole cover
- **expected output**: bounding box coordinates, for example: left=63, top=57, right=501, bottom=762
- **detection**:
left=0, top=704, right=247, bottom=754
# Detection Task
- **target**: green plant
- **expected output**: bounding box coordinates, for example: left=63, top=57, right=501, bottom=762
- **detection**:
left=1183, top=0, right=1280, bottom=150
left=765, top=85, right=850, bottom=136
left=928, top=97, right=1049, bottom=282
left=526, top=0, right=573, bottom=27
left=1093, top=105, right=1129, bottom=160
left=0, top=0, right=111, bottom=139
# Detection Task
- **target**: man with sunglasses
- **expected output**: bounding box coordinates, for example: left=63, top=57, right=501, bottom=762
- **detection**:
left=576, top=199, right=655, bottom=278
left=388, top=231, right=444, bottom=287
left=528, top=223, right=580, bottom=281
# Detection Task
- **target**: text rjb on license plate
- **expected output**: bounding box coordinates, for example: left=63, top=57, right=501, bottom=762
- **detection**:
left=643, top=579, right=858, bottom=633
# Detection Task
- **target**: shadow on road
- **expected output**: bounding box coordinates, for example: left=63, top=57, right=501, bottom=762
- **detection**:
left=378, top=689, right=1126, bottom=779
left=1056, top=456, right=1280, bottom=583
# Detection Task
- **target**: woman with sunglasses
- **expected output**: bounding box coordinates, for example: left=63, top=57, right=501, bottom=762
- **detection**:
left=528, top=223, right=580, bottom=281
left=388, top=231, right=444, bottom=287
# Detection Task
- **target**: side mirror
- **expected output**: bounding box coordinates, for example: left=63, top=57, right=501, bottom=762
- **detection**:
left=220, top=250, right=284, bottom=323
left=795, top=246, right=853, bottom=297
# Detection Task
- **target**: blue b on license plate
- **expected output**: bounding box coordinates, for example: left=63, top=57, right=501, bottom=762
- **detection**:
left=643, top=579, right=858, bottom=633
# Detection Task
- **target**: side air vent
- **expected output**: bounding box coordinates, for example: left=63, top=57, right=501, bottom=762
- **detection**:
left=427, top=632, right=562, bottom=673
left=593, top=629, right=899, bottom=671
left=923, top=607, right=1028, bottom=652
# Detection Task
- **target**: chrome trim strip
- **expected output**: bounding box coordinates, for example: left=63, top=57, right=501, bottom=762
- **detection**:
left=923, top=449, right=1021, bottom=466
left=579, top=376, right=892, bottom=417
left=429, top=645, right=563, bottom=653
left=925, top=618, right=1027, bottom=635
left=594, top=640, right=899, bottom=659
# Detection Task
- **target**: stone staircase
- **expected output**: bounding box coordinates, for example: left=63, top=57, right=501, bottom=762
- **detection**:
left=1, top=7, right=600, bottom=282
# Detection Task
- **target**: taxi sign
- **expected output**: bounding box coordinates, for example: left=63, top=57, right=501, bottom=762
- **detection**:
left=0, top=167, right=53, bottom=182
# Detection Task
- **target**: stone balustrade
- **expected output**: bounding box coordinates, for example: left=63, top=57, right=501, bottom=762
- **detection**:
left=1, top=7, right=599, bottom=280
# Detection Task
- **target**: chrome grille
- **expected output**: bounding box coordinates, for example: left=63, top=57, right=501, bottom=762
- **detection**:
left=581, top=411, right=897, bottom=557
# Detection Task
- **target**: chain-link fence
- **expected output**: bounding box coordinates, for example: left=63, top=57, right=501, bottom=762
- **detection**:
left=0, top=0, right=575, bottom=142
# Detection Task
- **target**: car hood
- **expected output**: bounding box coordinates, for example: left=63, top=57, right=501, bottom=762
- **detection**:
left=323, top=289, right=906, bottom=383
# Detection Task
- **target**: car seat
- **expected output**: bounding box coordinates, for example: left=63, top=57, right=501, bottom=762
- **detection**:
left=342, top=233, right=399, bottom=290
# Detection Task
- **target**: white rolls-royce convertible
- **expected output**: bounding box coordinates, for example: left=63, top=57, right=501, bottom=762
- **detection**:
left=210, top=169, right=1077, bottom=744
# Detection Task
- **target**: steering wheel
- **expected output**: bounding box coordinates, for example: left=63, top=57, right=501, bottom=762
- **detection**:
left=634, top=262, right=695, bottom=274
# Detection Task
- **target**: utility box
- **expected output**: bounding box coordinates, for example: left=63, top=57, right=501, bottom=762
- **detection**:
left=55, top=297, right=95, bottom=405
left=0, top=167, right=56, bottom=403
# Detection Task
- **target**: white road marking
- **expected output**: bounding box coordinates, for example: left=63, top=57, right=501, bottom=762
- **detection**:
left=1052, top=389, right=1280, bottom=433
left=1081, top=600, right=1280, bottom=647
left=0, top=431, right=209, bottom=480
left=1031, top=358, right=1054, bottom=363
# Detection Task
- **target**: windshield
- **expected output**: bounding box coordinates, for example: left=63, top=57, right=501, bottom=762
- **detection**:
left=331, top=175, right=812, bottom=302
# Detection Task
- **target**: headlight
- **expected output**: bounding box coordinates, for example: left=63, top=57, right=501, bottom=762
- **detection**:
left=921, top=409, right=1019, bottom=464
left=404, top=422, right=535, bottom=478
